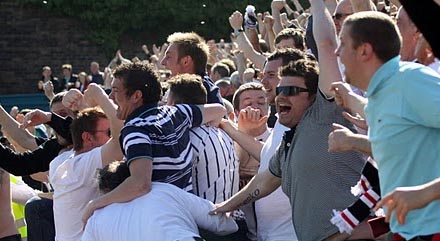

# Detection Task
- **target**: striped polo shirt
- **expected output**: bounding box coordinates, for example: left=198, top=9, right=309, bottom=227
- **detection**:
left=189, top=126, right=239, bottom=203
left=120, top=103, right=203, bottom=192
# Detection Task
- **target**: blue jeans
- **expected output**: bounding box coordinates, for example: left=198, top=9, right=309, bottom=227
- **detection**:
left=25, top=197, right=55, bottom=241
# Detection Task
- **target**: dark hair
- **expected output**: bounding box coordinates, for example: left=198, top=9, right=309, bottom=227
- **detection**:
left=275, top=28, right=305, bottom=50
left=279, top=59, right=319, bottom=99
left=98, top=161, right=130, bottom=194
left=50, top=91, right=67, bottom=107
left=113, top=62, right=162, bottom=105
left=211, top=63, right=230, bottom=78
left=70, top=107, right=107, bottom=151
left=267, top=48, right=307, bottom=66
left=168, top=74, right=207, bottom=105
left=344, top=11, right=401, bottom=63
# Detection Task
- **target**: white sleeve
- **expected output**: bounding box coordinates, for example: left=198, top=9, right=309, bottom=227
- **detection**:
left=11, top=178, right=37, bottom=205
left=187, top=195, right=238, bottom=236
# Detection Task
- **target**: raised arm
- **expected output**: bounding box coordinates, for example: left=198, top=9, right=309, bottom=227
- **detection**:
left=229, top=11, right=267, bottom=70
left=271, top=0, right=286, bottom=35
left=83, top=83, right=123, bottom=166
left=0, top=104, right=38, bottom=150
left=310, top=0, right=342, bottom=97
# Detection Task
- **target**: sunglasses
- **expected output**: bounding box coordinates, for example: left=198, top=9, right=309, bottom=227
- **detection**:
left=276, top=86, right=309, bottom=96
left=94, top=129, right=112, bottom=137
left=333, top=13, right=353, bottom=20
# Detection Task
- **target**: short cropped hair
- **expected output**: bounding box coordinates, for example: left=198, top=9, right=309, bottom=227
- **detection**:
left=70, top=107, right=107, bottom=151
left=275, top=28, right=305, bottom=50
left=232, top=82, right=265, bottom=111
left=344, top=11, right=401, bottom=63
left=113, top=62, right=162, bottom=105
left=168, top=74, right=207, bottom=105
left=211, top=63, right=230, bottom=79
left=280, top=59, right=319, bottom=98
left=267, top=48, right=307, bottom=66
left=167, top=32, right=209, bottom=74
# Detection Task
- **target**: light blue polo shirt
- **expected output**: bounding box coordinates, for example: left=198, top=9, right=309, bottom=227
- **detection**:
left=365, top=56, right=440, bottom=239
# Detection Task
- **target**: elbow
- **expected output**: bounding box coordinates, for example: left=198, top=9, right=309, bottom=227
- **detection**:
left=133, top=179, right=151, bottom=196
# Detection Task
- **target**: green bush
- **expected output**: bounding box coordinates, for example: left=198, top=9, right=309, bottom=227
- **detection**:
left=19, top=0, right=310, bottom=56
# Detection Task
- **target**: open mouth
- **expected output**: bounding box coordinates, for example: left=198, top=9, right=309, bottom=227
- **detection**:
left=278, top=103, right=292, bottom=114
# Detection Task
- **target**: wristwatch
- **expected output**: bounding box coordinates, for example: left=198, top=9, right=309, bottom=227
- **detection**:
left=233, top=28, right=244, bottom=37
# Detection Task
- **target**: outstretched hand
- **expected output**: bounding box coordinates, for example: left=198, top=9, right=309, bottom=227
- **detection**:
left=375, top=185, right=433, bottom=225
left=20, top=109, right=52, bottom=129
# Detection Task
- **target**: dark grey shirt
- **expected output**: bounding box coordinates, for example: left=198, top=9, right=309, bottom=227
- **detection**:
left=269, top=92, right=365, bottom=241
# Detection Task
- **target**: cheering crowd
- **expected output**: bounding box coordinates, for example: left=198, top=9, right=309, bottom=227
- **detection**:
left=1, top=0, right=440, bottom=241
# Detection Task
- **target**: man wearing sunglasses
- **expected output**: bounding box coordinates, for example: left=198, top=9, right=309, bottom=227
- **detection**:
left=212, top=0, right=367, bottom=238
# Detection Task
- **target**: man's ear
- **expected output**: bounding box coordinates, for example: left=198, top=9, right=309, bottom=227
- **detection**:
left=131, top=90, right=144, bottom=103
left=82, top=131, right=92, bottom=146
left=358, top=43, right=374, bottom=61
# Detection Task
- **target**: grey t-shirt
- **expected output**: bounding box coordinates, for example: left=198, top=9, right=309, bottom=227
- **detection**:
left=269, top=92, right=365, bottom=241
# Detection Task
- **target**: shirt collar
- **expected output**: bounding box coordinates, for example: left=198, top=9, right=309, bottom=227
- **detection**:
left=366, top=56, right=400, bottom=97
left=125, top=103, right=158, bottom=123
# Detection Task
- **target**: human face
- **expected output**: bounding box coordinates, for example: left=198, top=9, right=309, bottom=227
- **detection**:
left=333, top=0, right=353, bottom=34
left=275, top=38, right=296, bottom=49
left=109, top=77, right=141, bottom=120
left=261, top=59, right=282, bottom=105
left=275, top=76, right=313, bottom=128
left=90, top=63, right=99, bottom=74
left=161, top=43, right=185, bottom=76
left=238, top=89, right=268, bottom=117
left=90, top=118, right=111, bottom=148
left=62, top=69, right=71, bottom=78
left=396, top=8, right=417, bottom=61
left=335, top=25, right=361, bottom=88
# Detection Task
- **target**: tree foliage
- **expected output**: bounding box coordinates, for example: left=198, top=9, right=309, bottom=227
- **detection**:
left=19, top=0, right=310, bottom=56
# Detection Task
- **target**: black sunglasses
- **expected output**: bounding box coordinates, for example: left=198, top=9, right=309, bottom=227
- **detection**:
left=333, top=13, right=353, bottom=20
left=276, top=86, right=309, bottom=96
left=94, top=129, right=112, bottom=137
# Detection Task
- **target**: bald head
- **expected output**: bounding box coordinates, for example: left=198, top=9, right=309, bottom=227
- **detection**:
left=334, top=0, right=354, bottom=34
left=396, top=7, right=418, bottom=61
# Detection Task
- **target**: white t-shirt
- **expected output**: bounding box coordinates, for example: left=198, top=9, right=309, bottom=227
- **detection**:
left=82, top=182, right=238, bottom=241
left=49, top=148, right=102, bottom=241
left=256, top=121, right=297, bottom=241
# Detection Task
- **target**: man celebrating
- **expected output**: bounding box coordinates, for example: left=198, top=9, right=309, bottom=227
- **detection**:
left=161, top=32, right=223, bottom=104
left=83, top=62, right=226, bottom=222
left=335, top=11, right=440, bottom=239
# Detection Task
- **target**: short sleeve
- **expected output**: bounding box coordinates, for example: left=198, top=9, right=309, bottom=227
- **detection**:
left=120, top=125, right=153, bottom=166
left=268, top=143, right=284, bottom=178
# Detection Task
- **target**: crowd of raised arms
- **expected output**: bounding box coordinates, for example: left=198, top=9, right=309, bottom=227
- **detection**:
left=1, top=0, right=440, bottom=241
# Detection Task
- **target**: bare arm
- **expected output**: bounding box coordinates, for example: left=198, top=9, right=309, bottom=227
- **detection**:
left=271, top=0, right=286, bottom=35
left=328, top=123, right=372, bottom=156
left=219, top=119, right=263, bottom=161
left=230, top=11, right=267, bottom=70
left=84, top=84, right=124, bottom=166
left=310, top=0, right=342, bottom=98
left=0, top=104, right=38, bottom=150
left=210, top=169, right=281, bottom=214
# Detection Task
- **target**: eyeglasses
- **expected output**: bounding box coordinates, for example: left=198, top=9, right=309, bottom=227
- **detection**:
left=333, top=13, right=353, bottom=21
left=276, top=86, right=309, bottom=96
left=93, top=129, right=111, bottom=137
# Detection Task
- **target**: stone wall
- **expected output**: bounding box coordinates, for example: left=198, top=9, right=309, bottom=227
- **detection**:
left=0, top=1, right=108, bottom=94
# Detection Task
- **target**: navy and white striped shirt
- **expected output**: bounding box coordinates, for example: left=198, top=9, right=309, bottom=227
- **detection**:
left=120, top=103, right=203, bottom=192
left=190, top=126, right=239, bottom=203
